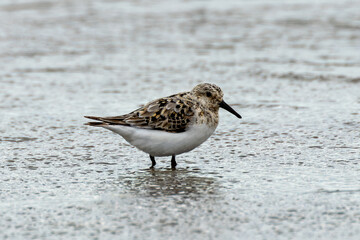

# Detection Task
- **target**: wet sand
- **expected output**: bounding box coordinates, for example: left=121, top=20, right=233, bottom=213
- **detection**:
left=1, top=0, right=360, bottom=239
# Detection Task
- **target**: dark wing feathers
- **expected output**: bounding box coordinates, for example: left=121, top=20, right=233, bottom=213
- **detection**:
left=84, top=95, right=196, bottom=132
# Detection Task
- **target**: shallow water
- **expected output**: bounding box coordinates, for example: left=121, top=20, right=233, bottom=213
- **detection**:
left=1, top=0, right=360, bottom=239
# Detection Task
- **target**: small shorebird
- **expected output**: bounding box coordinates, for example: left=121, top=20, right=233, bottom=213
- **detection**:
left=85, top=83, right=241, bottom=169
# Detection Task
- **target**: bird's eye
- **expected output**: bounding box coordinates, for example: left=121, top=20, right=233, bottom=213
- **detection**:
left=206, top=92, right=212, bottom=97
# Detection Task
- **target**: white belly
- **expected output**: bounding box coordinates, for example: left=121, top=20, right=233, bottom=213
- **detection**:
left=102, top=124, right=217, bottom=156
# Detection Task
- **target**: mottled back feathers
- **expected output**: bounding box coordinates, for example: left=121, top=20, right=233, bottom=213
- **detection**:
left=85, top=83, right=225, bottom=132
left=86, top=92, right=195, bottom=132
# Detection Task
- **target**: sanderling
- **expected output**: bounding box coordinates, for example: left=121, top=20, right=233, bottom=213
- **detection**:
left=85, top=83, right=241, bottom=169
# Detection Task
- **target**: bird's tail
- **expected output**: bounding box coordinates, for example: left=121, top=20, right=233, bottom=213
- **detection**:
left=84, top=116, right=108, bottom=127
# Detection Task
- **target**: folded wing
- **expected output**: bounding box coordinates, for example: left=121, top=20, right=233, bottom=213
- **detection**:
left=85, top=95, right=196, bottom=132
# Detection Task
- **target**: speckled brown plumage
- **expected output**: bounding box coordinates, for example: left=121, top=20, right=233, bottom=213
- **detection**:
left=85, top=83, right=225, bottom=133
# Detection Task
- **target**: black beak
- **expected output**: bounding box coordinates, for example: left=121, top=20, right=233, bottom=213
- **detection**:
left=219, top=100, right=242, bottom=119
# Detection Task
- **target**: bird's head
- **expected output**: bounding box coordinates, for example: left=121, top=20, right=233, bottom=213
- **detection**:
left=191, top=83, right=241, bottom=119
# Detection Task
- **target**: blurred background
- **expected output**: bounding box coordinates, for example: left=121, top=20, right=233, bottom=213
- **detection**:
left=1, top=0, right=359, bottom=239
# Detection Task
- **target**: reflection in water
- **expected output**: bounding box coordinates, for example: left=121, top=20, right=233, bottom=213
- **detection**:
left=118, top=168, right=218, bottom=198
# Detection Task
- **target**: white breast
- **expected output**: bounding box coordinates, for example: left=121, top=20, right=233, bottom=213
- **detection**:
left=103, top=124, right=217, bottom=157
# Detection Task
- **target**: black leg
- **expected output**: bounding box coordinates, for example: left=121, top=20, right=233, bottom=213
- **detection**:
left=171, top=155, right=177, bottom=169
left=150, top=155, right=156, bottom=168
